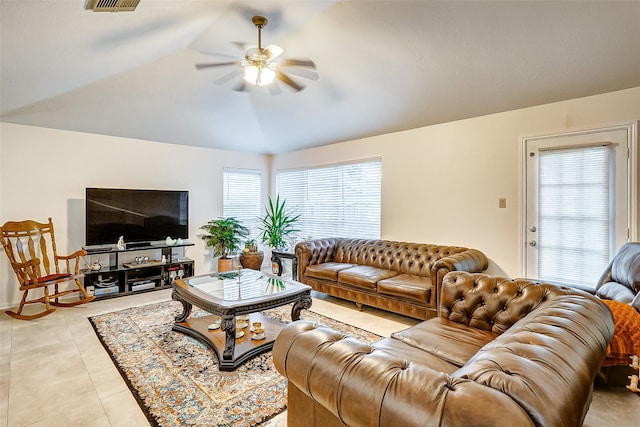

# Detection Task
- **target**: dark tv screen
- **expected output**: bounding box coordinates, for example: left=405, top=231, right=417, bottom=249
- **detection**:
left=86, top=188, right=189, bottom=246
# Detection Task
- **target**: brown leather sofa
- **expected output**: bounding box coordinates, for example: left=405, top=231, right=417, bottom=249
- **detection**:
left=273, top=272, right=614, bottom=427
left=295, top=238, right=488, bottom=319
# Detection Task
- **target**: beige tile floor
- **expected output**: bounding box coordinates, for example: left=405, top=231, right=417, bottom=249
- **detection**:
left=1, top=289, right=638, bottom=426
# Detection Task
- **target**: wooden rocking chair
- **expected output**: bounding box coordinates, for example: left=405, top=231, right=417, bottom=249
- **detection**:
left=1, top=218, right=95, bottom=320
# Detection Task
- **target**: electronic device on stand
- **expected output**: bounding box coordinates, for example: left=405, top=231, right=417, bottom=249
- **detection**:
left=83, top=187, right=194, bottom=300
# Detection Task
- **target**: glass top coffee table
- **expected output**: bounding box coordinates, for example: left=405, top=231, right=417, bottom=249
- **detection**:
left=172, top=269, right=312, bottom=371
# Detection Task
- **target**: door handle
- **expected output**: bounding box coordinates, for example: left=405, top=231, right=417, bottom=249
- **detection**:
left=528, top=240, right=537, bottom=247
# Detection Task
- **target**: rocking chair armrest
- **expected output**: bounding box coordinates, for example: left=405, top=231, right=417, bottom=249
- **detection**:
left=57, top=249, right=88, bottom=260
left=56, top=249, right=87, bottom=274
left=12, top=258, right=43, bottom=287
left=14, top=258, right=41, bottom=270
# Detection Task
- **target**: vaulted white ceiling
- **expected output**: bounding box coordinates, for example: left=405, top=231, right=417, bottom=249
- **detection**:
left=2, top=0, right=639, bottom=154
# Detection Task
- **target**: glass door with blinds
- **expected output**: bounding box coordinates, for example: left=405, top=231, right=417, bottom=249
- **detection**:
left=523, top=125, right=634, bottom=289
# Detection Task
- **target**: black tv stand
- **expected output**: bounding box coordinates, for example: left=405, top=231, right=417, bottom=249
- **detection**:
left=82, top=242, right=194, bottom=300
left=126, top=242, right=152, bottom=249
left=86, top=246, right=113, bottom=254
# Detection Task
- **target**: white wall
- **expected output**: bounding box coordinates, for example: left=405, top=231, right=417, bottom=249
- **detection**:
left=2, top=87, right=638, bottom=308
left=0, top=123, right=270, bottom=308
left=272, top=87, right=640, bottom=277
left=0, top=129, right=3, bottom=241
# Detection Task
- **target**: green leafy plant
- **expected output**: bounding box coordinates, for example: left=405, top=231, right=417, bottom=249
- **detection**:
left=258, top=195, right=300, bottom=249
left=244, top=239, right=258, bottom=252
left=199, top=217, right=249, bottom=259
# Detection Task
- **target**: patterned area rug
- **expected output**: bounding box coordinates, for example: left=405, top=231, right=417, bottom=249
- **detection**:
left=89, top=301, right=381, bottom=427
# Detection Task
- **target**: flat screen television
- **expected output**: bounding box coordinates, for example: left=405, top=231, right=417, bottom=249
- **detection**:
left=85, top=188, right=189, bottom=247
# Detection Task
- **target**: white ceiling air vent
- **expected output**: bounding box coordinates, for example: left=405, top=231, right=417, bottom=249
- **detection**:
left=85, top=0, right=141, bottom=12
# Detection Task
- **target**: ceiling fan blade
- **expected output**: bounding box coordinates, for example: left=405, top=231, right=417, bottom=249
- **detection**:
left=215, top=69, right=242, bottom=85
left=195, top=61, right=240, bottom=70
left=197, top=50, right=241, bottom=60
left=280, top=58, right=316, bottom=69
left=267, top=82, right=282, bottom=96
left=233, top=80, right=250, bottom=92
left=231, top=41, right=252, bottom=51
left=264, top=44, right=284, bottom=60
left=276, top=71, right=304, bottom=92
left=282, top=67, right=319, bottom=81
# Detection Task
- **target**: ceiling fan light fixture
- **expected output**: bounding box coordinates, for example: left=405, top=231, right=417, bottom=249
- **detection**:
left=244, top=63, right=276, bottom=86
left=195, top=15, right=316, bottom=93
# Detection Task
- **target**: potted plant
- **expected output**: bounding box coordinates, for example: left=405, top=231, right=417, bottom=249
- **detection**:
left=258, top=195, right=300, bottom=250
left=258, top=195, right=300, bottom=273
left=239, top=238, right=265, bottom=270
left=244, top=238, right=257, bottom=252
left=199, top=217, right=249, bottom=272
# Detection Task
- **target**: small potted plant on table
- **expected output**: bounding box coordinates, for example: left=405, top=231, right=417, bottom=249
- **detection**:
left=199, top=217, right=249, bottom=272
left=239, top=239, right=265, bottom=270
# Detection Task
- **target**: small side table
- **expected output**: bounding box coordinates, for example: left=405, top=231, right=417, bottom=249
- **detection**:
left=271, top=250, right=297, bottom=280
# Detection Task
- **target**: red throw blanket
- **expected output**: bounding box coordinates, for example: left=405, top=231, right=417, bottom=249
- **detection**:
left=602, top=299, right=640, bottom=367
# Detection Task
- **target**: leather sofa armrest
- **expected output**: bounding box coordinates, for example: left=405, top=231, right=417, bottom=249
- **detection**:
left=273, top=320, right=533, bottom=427
left=295, top=238, right=340, bottom=279
left=431, top=249, right=488, bottom=306
left=452, top=290, right=613, bottom=427
left=565, top=283, right=597, bottom=294
left=595, top=258, right=615, bottom=292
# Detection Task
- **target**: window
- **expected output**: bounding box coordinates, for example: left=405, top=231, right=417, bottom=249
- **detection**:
left=536, top=145, right=611, bottom=287
left=223, top=168, right=262, bottom=240
left=276, top=159, right=381, bottom=240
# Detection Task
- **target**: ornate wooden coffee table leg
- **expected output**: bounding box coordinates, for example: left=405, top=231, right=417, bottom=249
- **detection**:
left=172, top=290, right=193, bottom=322
left=221, top=314, right=236, bottom=361
left=292, top=292, right=312, bottom=321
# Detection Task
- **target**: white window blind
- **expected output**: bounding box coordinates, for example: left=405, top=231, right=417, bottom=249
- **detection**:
left=223, top=168, right=262, bottom=240
left=537, top=145, right=611, bottom=287
left=276, top=159, right=381, bottom=240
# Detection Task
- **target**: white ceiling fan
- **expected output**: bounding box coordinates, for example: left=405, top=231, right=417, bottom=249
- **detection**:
left=195, top=15, right=318, bottom=94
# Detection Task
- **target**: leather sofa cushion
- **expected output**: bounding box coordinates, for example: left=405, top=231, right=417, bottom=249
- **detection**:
left=609, top=243, right=640, bottom=293
left=305, top=262, right=356, bottom=281
left=597, top=281, right=636, bottom=305
left=373, top=337, right=459, bottom=374
left=392, top=318, right=497, bottom=367
left=338, top=266, right=399, bottom=290
left=377, top=274, right=432, bottom=304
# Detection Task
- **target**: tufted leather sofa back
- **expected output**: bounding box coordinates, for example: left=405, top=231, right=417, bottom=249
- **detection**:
left=331, top=238, right=468, bottom=277
left=297, top=238, right=341, bottom=266
left=439, top=272, right=578, bottom=335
